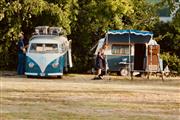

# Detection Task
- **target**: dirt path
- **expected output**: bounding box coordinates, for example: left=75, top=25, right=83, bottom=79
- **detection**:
left=1, top=74, right=180, bottom=120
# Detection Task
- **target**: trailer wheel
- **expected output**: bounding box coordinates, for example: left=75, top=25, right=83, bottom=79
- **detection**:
left=120, top=68, right=129, bottom=76
left=140, top=72, right=147, bottom=78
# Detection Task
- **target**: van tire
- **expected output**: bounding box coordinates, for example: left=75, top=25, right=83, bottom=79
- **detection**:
left=57, top=75, right=63, bottom=79
left=27, top=75, right=30, bottom=78
left=27, top=75, right=36, bottom=78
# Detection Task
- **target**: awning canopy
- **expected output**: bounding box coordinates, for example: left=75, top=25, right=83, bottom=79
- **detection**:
left=106, top=30, right=153, bottom=43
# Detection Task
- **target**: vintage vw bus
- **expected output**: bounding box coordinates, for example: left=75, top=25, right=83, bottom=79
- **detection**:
left=25, top=26, right=72, bottom=77
left=95, top=30, right=162, bottom=76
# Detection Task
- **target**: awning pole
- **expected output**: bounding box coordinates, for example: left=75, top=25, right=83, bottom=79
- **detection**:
left=128, top=30, right=132, bottom=79
left=105, top=33, right=108, bottom=75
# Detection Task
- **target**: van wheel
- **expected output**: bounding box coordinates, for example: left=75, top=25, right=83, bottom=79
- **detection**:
left=57, top=75, right=63, bottom=79
left=27, top=75, right=30, bottom=78
left=120, top=68, right=129, bottom=76
left=27, top=75, right=36, bottom=78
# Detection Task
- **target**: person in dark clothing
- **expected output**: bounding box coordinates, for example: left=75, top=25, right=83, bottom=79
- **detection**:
left=17, top=32, right=27, bottom=75
left=93, top=44, right=108, bottom=80
left=95, top=49, right=105, bottom=77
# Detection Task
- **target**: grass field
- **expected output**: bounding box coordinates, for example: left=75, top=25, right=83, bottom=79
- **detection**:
left=1, top=74, right=180, bottom=120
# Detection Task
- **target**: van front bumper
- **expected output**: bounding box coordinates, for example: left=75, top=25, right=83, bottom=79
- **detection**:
left=25, top=72, right=38, bottom=76
left=25, top=72, right=63, bottom=76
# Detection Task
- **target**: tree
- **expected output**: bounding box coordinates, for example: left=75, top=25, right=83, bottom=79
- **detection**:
left=0, top=0, right=74, bottom=70
left=152, top=6, right=180, bottom=73
left=0, top=0, right=161, bottom=72
left=70, top=0, right=135, bottom=72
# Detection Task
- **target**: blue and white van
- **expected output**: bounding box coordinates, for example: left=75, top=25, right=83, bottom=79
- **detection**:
left=25, top=26, right=72, bottom=77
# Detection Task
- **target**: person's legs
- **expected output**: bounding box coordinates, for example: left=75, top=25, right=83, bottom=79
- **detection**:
left=22, top=54, right=26, bottom=74
left=97, top=69, right=101, bottom=75
left=17, top=54, right=21, bottom=75
left=97, top=69, right=103, bottom=79
left=99, top=70, right=105, bottom=77
left=92, top=68, right=102, bottom=80
left=17, top=54, right=25, bottom=75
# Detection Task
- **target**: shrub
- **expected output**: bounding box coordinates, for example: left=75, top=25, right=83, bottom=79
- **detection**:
left=160, top=52, right=180, bottom=74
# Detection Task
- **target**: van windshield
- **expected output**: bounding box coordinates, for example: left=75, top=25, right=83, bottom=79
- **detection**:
left=29, top=43, right=58, bottom=53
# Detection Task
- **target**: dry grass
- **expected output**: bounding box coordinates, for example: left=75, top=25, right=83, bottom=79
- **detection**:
left=1, top=74, right=180, bottom=120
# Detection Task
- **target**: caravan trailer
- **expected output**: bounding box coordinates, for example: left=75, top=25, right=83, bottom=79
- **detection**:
left=95, top=30, right=162, bottom=76
left=25, top=26, right=72, bottom=77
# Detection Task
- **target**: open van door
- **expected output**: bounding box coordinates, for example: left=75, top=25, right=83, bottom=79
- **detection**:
left=68, top=40, right=73, bottom=68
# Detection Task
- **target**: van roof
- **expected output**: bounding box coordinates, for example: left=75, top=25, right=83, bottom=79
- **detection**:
left=29, top=35, right=67, bottom=44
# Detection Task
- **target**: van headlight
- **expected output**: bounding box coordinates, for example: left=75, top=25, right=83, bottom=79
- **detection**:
left=29, top=62, right=34, bottom=68
left=52, top=63, right=59, bottom=68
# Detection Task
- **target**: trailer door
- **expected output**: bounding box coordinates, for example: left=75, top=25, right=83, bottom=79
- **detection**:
left=148, top=45, right=160, bottom=72
left=134, top=44, right=146, bottom=70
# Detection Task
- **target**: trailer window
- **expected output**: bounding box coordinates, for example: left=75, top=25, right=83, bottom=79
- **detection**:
left=112, top=45, right=129, bottom=55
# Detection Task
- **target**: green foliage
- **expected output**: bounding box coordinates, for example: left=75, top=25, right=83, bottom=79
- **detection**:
left=0, top=0, right=74, bottom=70
left=0, top=0, right=179, bottom=73
left=153, top=0, right=177, bottom=13
left=153, top=22, right=180, bottom=57
left=152, top=9, right=180, bottom=57
left=161, top=52, right=180, bottom=73
left=70, top=0, right=134, bottom=72
left=152, top=8, right=180, bottom=73
left=130, top=0, right=159, bottom=30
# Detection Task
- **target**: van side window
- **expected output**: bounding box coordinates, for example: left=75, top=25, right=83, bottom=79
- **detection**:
left=59, top=43, right=65, bottom=53
left=112, top=44, right=129, bottom=55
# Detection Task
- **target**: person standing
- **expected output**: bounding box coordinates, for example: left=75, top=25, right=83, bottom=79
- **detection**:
left=93, top=44, right=108, bottom=80
left=17, top=32, right=26, bottom=75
